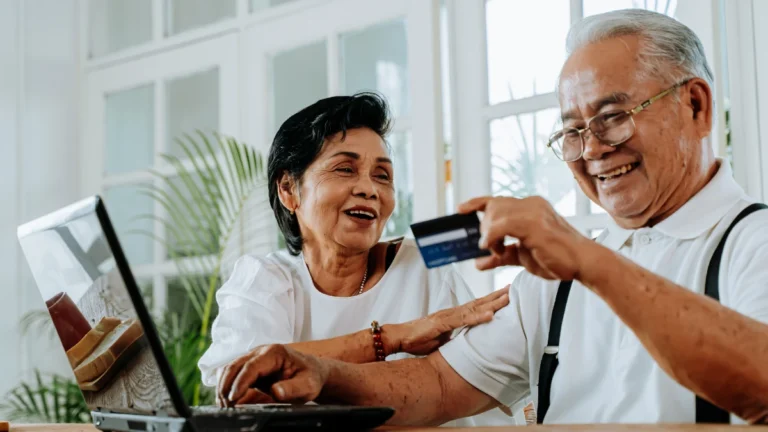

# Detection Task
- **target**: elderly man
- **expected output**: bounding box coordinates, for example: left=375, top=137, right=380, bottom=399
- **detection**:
left=216, top=9, right=768, bottom=425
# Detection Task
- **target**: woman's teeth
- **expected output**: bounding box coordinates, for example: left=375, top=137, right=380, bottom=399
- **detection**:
left=347, top=210, right=375, bottom=219
left=597, top=163, right=636, bottom=181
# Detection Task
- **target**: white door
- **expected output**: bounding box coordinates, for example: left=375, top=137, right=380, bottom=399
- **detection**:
left=244, top=0, right=445, bottom=241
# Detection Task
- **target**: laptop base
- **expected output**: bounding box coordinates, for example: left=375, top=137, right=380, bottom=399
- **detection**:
left=92, top=411, right=189, bottom=432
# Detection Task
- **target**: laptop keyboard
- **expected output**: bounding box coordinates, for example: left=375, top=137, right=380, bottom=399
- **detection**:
left=193, top=404, right=344, bottom=415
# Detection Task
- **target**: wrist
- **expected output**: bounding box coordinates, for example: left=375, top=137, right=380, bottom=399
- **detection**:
left=380, top=324, right=401, bottom=356
left=577, top=240, right=619, bottom=293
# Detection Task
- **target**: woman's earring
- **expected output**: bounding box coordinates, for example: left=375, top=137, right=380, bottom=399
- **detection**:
left=289, top=209, right=295, bottom=215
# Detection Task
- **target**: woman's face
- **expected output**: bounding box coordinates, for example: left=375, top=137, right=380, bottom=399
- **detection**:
left=294, top=128, right=395, bottom=253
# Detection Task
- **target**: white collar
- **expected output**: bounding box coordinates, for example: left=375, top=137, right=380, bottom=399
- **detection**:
left=600, top=159, right=747, bottom=251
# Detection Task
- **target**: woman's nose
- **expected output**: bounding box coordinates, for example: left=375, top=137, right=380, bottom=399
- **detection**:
left=352, top=175, right=378, bottom=199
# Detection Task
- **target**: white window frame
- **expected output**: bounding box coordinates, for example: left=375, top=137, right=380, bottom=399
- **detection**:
left=80, top=32, right=239, bottom=313
left=243, top=0, right=445, bottom=226
left=722, top=0, right=768, bottom=201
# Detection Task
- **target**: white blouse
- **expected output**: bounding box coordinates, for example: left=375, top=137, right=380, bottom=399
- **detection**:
left=197, top=238, right=516, bottom=426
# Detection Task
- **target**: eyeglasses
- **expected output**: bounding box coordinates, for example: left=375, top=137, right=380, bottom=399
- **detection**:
left=546, top=79, right=692, bottom=162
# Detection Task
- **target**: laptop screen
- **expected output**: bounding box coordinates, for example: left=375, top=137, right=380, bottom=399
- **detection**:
left=18, top=197, right=182, bottom=417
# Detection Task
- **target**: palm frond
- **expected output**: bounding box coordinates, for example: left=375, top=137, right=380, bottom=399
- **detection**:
left=0, top=370, right=89, bottom=423
left=140, top=131, right=271, bottom=405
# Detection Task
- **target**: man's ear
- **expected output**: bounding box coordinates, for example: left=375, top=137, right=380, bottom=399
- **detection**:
left=685, top=78, right=713, bottom=138
left=276, top=172, right=299, bottom=213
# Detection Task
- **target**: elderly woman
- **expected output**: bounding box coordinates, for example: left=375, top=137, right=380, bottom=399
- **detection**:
left=198, top=93, right=511, bottom=426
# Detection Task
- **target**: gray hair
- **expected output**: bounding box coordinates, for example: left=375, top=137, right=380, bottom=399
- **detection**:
left=565, top=9, right=714, bottom=89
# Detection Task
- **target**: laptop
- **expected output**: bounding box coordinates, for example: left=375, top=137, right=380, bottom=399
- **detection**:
left=17, top=196, right=394, bottom=432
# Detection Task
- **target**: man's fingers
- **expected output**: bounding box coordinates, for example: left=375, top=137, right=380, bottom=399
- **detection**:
left=457, top=196, right=491, bottom=214
left=476, top=244, right=521, bottom=271
left=234, top=388, right=275, bottom=406
left=218, top=357, right=248, bottom=407
left=272, top=373, right=322, bottom=403
left=228, top=347, right=284, bottom=402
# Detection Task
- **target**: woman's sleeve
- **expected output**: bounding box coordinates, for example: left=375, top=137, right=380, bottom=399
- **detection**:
left=429, top=265, right=478, bottom=312
left=197, top=255, right=295, bottom=387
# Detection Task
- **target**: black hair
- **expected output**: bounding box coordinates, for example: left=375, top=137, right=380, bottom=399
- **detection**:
left=267, top=92, right=393, bottom=255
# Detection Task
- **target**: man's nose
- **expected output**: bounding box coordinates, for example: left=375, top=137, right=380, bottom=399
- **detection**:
left=581, top=133, right=618, bottom=161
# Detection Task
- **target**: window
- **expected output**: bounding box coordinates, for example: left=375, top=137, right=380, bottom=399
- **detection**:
left=83, top=34, right=239, bottom=313
left=246, top=1, right=444, bottom=242
left=451, top=0, right=678, bottom=293
left=88, top=0, right=152, bottom=58
left=85, top=0, right=444, bottom=313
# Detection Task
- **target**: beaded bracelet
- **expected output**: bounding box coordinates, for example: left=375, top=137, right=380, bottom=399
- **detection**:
left=370, top=320, right=386, bottom=361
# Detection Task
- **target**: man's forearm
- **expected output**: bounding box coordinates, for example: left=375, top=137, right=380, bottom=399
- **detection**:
left=580, top=244, right=768, bottom=424
left=317, top=356, right=449, bottom=426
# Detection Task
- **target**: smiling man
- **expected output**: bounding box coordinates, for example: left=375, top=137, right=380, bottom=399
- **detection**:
left=215, top=9, right=768, bottom=425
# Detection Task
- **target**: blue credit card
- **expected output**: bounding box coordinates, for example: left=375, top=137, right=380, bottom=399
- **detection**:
left=410, top=212, right=491, bottom=268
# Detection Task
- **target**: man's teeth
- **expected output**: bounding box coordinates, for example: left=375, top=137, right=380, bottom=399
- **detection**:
left=597, top=163, right=636, bottom=180
left=348, top=210, right=375, bottom=218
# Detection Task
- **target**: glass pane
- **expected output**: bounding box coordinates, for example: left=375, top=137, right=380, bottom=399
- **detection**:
left=89, top=0, right=152, bottom=58
left=341, top=20, right=409, bottom=118
left=272, top=41, right=328, bottom=131
left=167, top=0, right=236, bottom=36
left=165, top=173, right=221, bottom=259
left=485, top=0, right=570, bottom=104
left=591, top=200, right=607, bottom=214
left=103, top=184, right=154, bottom=266
left=251, top=0, right=299, bottom=12
left=583, top=0, right=677, bottom=17
left=490, top=108, right=576, bottom=217
left=105, top=84, right=155, bottom=175
left=166, top=68, right=219, bottom=159
left=383, top=131, right=413, bottom=238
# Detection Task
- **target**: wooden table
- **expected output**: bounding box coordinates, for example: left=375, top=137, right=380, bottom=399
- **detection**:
left=7, top=424, right=768, bottom=431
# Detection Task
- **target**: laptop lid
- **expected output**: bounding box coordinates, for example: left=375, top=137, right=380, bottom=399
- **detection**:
left=17, top=196, right=191, bottom=418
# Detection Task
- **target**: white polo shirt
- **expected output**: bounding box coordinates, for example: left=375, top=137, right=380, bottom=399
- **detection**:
left=440, top=160, right=768, bottom=424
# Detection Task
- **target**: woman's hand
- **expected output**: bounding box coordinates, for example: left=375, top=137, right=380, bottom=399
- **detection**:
left=458, top=195, right=594, bottom=280
left=385, top=288, right=510, bottom=356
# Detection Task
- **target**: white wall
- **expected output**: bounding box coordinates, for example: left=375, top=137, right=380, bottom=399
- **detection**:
left=0, top=0, right=80, bottom=396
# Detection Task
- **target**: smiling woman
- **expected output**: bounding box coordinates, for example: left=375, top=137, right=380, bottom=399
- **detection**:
left=196, top=93, right=514, bottom=427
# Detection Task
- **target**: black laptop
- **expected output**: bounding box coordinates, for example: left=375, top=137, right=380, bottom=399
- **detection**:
left=17, top=196, right=394, bottom=432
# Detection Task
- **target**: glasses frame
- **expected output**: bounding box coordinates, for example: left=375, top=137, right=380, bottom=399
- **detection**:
left=547, top=79, right=692, bottom=162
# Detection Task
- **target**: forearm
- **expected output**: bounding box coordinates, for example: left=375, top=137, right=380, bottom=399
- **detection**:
left=288, top=329, right=380, bottom=364
left=581, top=244, right=768, bottom=423
left=317, top=356, right=450, bottom=426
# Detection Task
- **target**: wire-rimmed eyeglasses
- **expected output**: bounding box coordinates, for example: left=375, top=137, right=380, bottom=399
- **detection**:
left=547, top=79, right=692, bottom=162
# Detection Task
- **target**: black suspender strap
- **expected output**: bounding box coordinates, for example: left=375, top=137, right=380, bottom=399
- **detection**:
left=536, top=203, right=767, bottom=424
left=697, top=202, right=767, bottom=423
left=536, top=280, right=573, bottom=424
left=703, top=203, right=768, bottom=301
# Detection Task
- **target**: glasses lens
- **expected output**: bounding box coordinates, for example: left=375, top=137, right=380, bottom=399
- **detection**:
left=549, top=128, right=582, bottom=161
left=591, top=111, right=633, bottom=145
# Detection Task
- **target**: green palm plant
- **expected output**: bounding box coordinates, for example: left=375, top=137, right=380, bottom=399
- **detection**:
left=137, top=131, right=271, bottom=406
left=5, top=132, right=272, bottom=421
left=0, top=370, right=91, bottom=424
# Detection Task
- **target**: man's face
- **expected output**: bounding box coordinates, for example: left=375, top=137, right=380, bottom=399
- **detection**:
left=558, top=35, right=711, bottom=228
